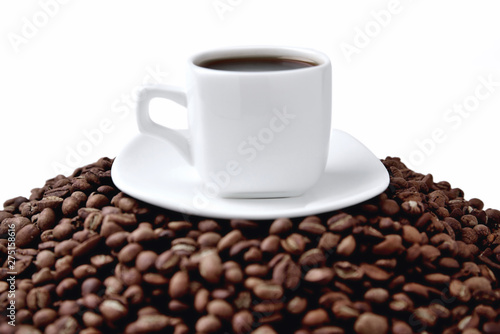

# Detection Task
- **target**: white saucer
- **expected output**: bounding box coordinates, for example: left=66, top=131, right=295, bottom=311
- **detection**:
left=111, top=129, right=389, bottom=220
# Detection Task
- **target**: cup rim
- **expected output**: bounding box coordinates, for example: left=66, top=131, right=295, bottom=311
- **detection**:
left=189, top=45, right=330, bottom=74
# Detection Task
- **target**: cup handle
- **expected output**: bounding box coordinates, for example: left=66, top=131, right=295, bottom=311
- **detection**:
left=136, top=84, right=191, bottom=164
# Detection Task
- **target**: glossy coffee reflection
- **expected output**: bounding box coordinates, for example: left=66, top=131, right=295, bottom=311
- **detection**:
left=198, top=56, right=318, bottom=72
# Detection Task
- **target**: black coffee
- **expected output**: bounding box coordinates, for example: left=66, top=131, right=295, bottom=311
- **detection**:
left=199, top=56, right=317, bottom=72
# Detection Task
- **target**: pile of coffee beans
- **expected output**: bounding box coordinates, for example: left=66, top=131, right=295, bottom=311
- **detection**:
left=1, top=157, right=500, bottom=334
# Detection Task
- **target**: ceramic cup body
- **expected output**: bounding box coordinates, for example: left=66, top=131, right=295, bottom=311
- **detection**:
left=137, top=46, right=332, bottom=198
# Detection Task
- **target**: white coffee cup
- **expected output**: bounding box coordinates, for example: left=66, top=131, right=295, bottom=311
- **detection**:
left=137, top=45, right=332, bottom=198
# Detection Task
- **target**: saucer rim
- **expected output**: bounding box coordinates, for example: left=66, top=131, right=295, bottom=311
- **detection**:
left=111, top=129, right=390, bottom=220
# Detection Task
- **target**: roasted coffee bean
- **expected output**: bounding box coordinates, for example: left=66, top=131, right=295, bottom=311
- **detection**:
left=232, top=310, right=254, bottom=334
left=196, top=314, right=222, bottom=333
left=287, top=296, right=308, bottom=314
left=354, top=312, right=388, bottom=334
left=253, top=282, right=284, bottom=300
left=372, top=234, right=404, bottom=255
left=272, top=254, right=301, bottom=289
left=54, top=239, right=80, bottom=257
left=34, top=250, right=56, bottom=269
left=99, top=299, right=128, bottom=322
left=155, top=250, right=180, bottom=274
left=26, top=287, right=51, bottom=311
left=302, top=308, right=329, bottom=327
left=199, top=250, right=223, bottom=283
left=16, top=223, right=40, bottom=247
left=259, top=235, right=280, bottom=254
left=169, top=271, right=190, bottom=299
left=328, top=213, right=356, bottom=232
left=304, top=268, right=334, bottom=285
left=299, top=216, right=327, bottom=235
left=36, top=208, right=56, bottom=230
left=337, top=235, right=356, bottom=256
left=299, top=248, right=327, bottom=267
left=269, top=217, right=293, bottom=235
left=124, top=314, right=171, bottom=334
left=45, top=315, right=79, bottom=334
left=207, top=299, right=234, bottom=319
left=198, top=231, right=222, bottom=248
left=33, top=308, right=58, bottom=328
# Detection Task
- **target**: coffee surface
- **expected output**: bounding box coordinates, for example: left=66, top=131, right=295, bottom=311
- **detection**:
left=199, top=56, right=317, bottom=72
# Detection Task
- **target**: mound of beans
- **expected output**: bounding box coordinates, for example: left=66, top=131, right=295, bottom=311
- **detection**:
left=1, top=156, right=500, bottom=334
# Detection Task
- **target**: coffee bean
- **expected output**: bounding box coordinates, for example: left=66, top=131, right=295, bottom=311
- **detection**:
left=26, top=287, right=51, bottom=310
left=225, top=264, right=244, bottom=284
left=72, top=234, right=101, bottom=258
left=232, top=310, right=254, bottom=334
left=37, top=208, right=56, bottom=230
left=334, top=261, right=363, bottom=281
left=124, top=314, right=170, bottom=334
left=32, top=267, right=53, bottom=285
left=253, top=301, right=284, bottom=314
left=33, top=308, right=58, bottom=328
left=169, top=271, right=190, bottom=299
left=381, top=199, right=400, bottom=216
left=99, top=299, right=128, bottom=322
left=45, top=316, right=79, bottom=334
left=231, top=219, right=258, bottom=230
left=52, top=222, right=74, bottom=241
left=90, top=254, right=114, bottom=268
left=73, top=264, right=97, bottom=280
left=207, top=299, right=234, bottom=319
left=58, top=300, right=80, bottom=316
left=269, top=218, right=293, bottom=235
left=299, top=217, right=327, bottom=235
left=105, top=231, right=130, bottom=249
left=260, top=235, right=281, bottom=254
left=245, top=263, right=269, bottom=277
left=331, top=300, right=359, bottom=320
left=199, top=250, right=223, bottom=283
left=56, top=277, right=78, bottom=298
left=287, top=296, right=308, bottom=314
left=135, top=250, right=158, bottom=272
left=304, top=268, right=334, bottom=285
left=230, top=239, right=261, bottom=257
left=463, top=276, right=492, bottom=293
left=198, top=232, right=222, bottom=248
left=354, top=312, right=388, bottom=334
left=62, top=197, right=80, bottom=217
left=195, top=315, right=222, bottom=333
left=16, top=223, right=40, bottom=248
left=372, top=234, right=404, bottom=255
left=82, top=311, right=104, bottom=328
left=124, top=284, right=144, bottom=305
left=272, top=254, right=301, bottom=289
left=302, top=308, right=329, bottom=327
left=217, top=229, right=244, bottom=252
left=337, top=235, right=356, bottom=257
left=34, top=250, right=56, bottom=269
left=155, top=250, right=180, bottom=274
left=299, top=248, right=327, bottom=267
left=364, top=288, right=389, bottom=304
left=252, top=325, right=278, bottom=334
left=244, top=246, right=263, bottom=262
left=128, top=225, right=157, bottom=243
left=118, top=242, right=143, bottom=263
left=103, top=213, right=137, bottom=227
left=54, top=239, right=79, bottom=257
left=253, top=282, right=284, bottom=300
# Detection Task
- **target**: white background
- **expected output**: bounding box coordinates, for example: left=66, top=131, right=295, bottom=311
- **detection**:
left=1, top=0, right=499, bottom=209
